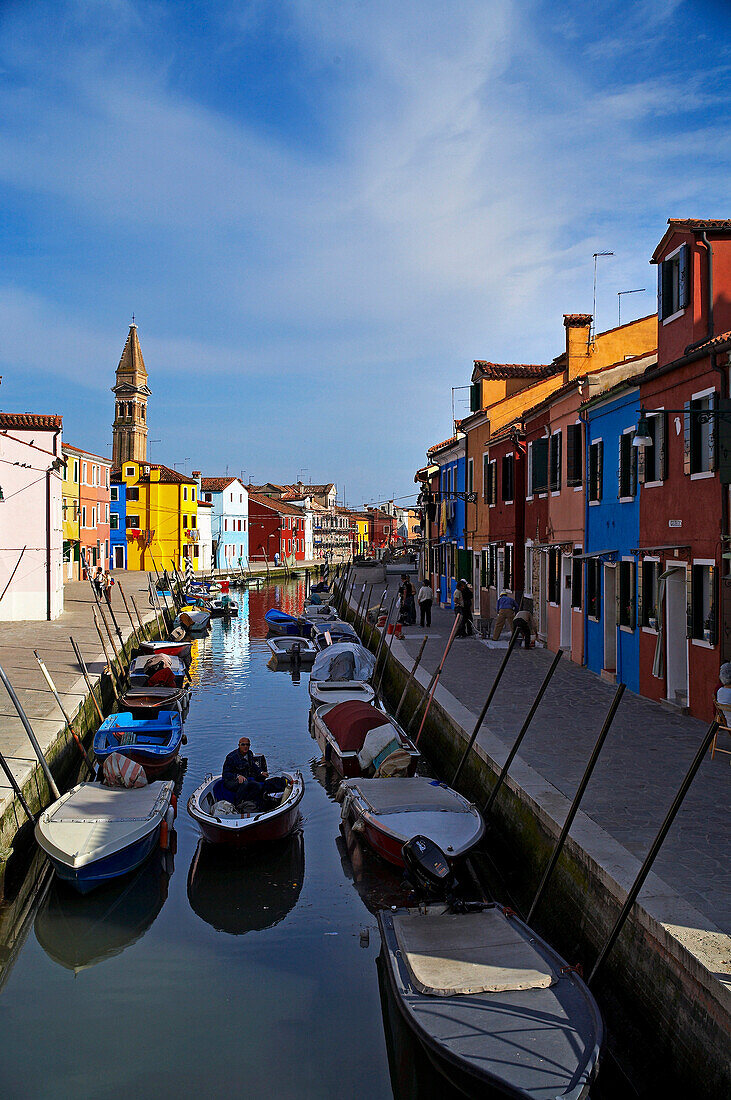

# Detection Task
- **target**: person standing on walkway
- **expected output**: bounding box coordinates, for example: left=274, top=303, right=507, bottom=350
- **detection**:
left=456, top=579, right=474, bottom=637
left=417, top=579, right=433, bottom=627
left=512, top=602, right=538, bottom=648
left=492, top=589, right=518, bottom=640
left=102, top=569, right=114, bottom=609
left=453, top=582, right=463, bottom=629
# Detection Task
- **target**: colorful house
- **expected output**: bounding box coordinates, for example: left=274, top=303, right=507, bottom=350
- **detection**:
left=200, top=476, right=249, bottom=570
left=116, top=460, right=198, bottom=573
left=61, top=446, right=81, bottom=581
left=0, top=412, right=64, bottom=621
left=248, top=493, right=306, bottom=565
left=427, top=432, right=467, bottom=607
left=110, top=477, right=127, bottom=569
left=64, top=444, right=111, bottom=577
left=635, top=219, right=731, bottom=720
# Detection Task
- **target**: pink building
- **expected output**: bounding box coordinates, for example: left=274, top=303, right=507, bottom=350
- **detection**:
left=0, top=413, right=64, bottom=620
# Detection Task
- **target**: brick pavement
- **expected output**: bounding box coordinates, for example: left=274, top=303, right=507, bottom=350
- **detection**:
left=348, top=569, right=730, bottom=935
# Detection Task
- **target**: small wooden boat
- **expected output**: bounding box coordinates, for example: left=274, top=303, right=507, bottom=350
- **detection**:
left=265, top=608, right=308, bottom=636
left=266, top=636, right=317, bottom=663
left=378, top=902, right=603, bottom=1099
left=137, top=639, right=193, bottom=665
left=312, top=700, right=419, bottom=778
left=35, top=780, right=176, bottom=894
left=337, top=777, right=484, bottom=868
left=301, top=602, right=338, bottom=621
left=187, top=771, right=304, bottom=847
left=308, top=642, right=376, bottom=708
left=311, top=620, right=359, bottom=649
left=118, top=685, right=190, bottom=719
left=175, top=607, right=211, bottom=632
left=93, top=711, right=184, bottom=773
left=129, top=654, right=187, bottom=687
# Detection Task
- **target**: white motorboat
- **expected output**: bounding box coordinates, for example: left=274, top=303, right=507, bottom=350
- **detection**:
left=266, top=636, right=317, bottom=663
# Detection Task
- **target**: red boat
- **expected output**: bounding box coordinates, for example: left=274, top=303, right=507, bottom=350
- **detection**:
left=311, top=699, right=419, bottom=778
left=337, top=777, right=484, bottom=868
left=138, top=639, right=193, bottom=665
left=187, top=771, right=304, bottom=847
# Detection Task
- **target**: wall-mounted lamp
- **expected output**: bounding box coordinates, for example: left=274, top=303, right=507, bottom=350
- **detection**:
left=632, top=411, right=653, bottom=448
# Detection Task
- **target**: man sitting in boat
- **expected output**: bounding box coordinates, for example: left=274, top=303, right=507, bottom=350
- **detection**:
left=222, top=737, right=285, bottom=811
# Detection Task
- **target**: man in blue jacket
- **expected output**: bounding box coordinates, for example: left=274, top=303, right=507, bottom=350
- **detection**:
left=222, top=736, right=273, bottom=809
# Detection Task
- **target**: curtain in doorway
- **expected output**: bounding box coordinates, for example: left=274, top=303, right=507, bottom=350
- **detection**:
left=652, top=572, right=668, bottom=679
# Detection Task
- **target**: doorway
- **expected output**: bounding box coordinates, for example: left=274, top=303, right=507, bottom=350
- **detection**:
left=665, top=566, right=689, bottom=706
left=603, top=564, right=617, bottom=674
left=114, top=545, right=125, bottom=569
left=538, top=552, right=548, bottom=637
left=560, top=554, right=572, bottom=649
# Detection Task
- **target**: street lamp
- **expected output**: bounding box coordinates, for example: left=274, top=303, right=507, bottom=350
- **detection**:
left=632, top=411, right=654, bottom=448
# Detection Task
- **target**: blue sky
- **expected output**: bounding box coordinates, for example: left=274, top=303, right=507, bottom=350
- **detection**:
left=0, top=0, right=729, bottom=507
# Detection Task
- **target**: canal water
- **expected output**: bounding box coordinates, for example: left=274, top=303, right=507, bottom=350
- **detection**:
left=0, top=579, right=428, bottom=1100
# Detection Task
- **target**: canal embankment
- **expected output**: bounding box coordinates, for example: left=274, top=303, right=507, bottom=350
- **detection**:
left=336, top=567, right=731, bottom=1096
left=0, top=574, right=162, bottom=893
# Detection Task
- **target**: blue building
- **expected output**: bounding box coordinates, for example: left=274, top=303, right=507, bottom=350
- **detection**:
left=427, top=432, right=468, bottom=606
left=109, top=478, right=127, bottom=570
left=583, top=379, right=643, bottom=692
left=200, top=476, right=249, bottom=570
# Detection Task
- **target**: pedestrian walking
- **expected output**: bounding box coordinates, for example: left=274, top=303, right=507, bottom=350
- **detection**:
left=492, top=589, right=518, bottom=640
left=512, top=600, right=538, bottom=648
left=453, top=582, right=463, bottom=628
left=457, top=579, right=474, bottom=636
left=102, top=569, right=114, bottom=609
left=417, top=579, right=433, bottom=627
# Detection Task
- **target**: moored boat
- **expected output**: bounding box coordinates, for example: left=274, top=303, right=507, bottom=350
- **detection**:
left=311, top=620, right=359, bottom=649
left=210, top=597, right=239, bottom=617
left=187, top=771, right=304, bottom=847
left=137, top=638, right=193, bottom=665
left=265, top=608, right=309, bottom=636
left=93, top=711, right=184, bottom=773
left=308, top=642, right=376, bottom=708
left=175, top=606, right=211, bottom=632
left=311, top=700, right=418, bottom=778
left=129, top=653, right=187, bottom=687
left=301, top=602, right=338, bottom=622
left=378, top=897, right=603, bottom=1099
left=266, top=636, right=317, bottom=663
left=118, top=685, right=190, bottom=720
left=337, top=777, right=484, bottom=868
left=35, top=780, right=176, bottom=894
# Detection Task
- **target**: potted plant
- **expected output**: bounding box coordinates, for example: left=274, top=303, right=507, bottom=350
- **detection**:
left=647, top=607, right=657, bottom=630
left=703, top=618, right=713, bottom=643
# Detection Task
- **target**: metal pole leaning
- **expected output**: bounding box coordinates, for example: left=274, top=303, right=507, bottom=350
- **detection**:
left=452, top=631, right=520, bottom=786
left=412, top=614, right=461, bottom=743
left=94, top=611, right=122, bottom=703
left=117, top=582, right=140, bottom=648
left=34, top=651, right=95, bottom=772
left=361, top=583, right=374, bottom=630
left=0, top=743, right=36, bottom=822
left=372, top=596, right=397, bottom=680
left=527, top=682, right=626, bottom=924
left=129, top=594, right=147, bottom=638
left=484, top=649, right=563, bottom=816
left=587, top=718, right=719, bottom=988
left=0, top=660, right=60, bottom=800
left=394, top=636, right=429, bottom=722
left=375, top=608, right=399, bottom=696
left=354, top=584, right=367, bottom=629
left=70, top=636, right=105, bottom=722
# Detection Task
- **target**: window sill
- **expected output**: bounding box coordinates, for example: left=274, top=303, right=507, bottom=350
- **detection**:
left=619, top=624, right=634, bottom=633
left=691, top=638, right=715, bottom=649
left=661, top=307, right=686, bottom=326
left=551, top=490, right=561, bottom=497
left=588, top=615, right=600, bottom=623
left=618, top=496, right=636, bottom=504
left=642, top=626, right=659, bottom=635
left=690, top=471, right=715, bottom=481
left=588, top=500, right=601, bottom=507
left=573, top=485, right=583, bottom=492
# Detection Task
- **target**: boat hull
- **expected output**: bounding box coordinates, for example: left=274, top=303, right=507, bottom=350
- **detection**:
left=138, top=640, right=193, bottom=665
left=311, top=710, right=417, bottom=779
left=378, top=906, right=603, bottom=1100
left=187, top=772, right=305, bottom=848
left=46, top=826, right=164, bottom=895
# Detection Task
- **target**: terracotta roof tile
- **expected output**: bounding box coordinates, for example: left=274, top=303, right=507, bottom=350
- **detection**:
left=0, top=412, right=62, bottom=430
left=563, top=314, right=592, bottom=327
left=139, top=462, right=197, bottom=484
left=427, top=433, right=462, bottom=455
left=247, top=492, right=304, bottom=517
left=200, top=476, right=241, bottom=493
left=667, top=219, right=731, bottom=232
left=473, top=362, right=558, bottom=379
left=685, top=329, right=731, bottom=355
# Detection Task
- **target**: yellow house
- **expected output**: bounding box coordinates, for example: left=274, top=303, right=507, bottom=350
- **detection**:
left=353, top=515, right=370, bottom=554
left=61, top=445, right=80, bottom=581
left=117, top=460, right=199, bottom=573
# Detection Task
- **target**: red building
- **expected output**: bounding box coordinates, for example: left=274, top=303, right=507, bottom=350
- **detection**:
left=248, top=493, right=306, bottom=564
left=636, top=219, right=731, bottom=719
left=367, top=509, right=394, bottom=550
left=523, top=405, right=552, bottom=639
left=481, top=424, right=526, bottom=621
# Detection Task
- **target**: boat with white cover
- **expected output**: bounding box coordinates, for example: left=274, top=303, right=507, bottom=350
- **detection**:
left=378, top=902, right=603, bottom=1099
left=266, top=636, right=317, bottom=663
left=337, top=777, right=484, bottom=868
left=35, top=780, right=176, bottom=894
left=308, top=642, right=376, bottom=708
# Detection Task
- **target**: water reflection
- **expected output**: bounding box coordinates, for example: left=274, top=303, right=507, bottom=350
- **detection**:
left=34, top=845, right=175, bottom=973
left=187, top=833, right=305, bottom=935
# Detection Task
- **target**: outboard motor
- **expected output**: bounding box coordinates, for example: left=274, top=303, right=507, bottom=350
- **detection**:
left=290, top=641, right=302, bottom=669
left=402, top=835, right=456, bottom=901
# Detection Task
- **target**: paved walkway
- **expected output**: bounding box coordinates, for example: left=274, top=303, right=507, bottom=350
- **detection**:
left=0, top=574, right=158, bottom=834
left=348, top=569, right=730, bottom=936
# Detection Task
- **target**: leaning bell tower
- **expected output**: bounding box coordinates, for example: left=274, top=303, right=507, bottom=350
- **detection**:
left=112, top=320, right=152, bottom=467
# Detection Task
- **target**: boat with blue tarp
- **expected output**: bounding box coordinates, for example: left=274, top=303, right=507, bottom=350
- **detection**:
left=93, top=711, right=184, bottom=774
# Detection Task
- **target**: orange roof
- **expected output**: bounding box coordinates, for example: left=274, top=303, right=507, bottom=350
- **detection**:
left=473, top=362, right=556, bottom=379
left=248, top=492, right=304, bottom=517
left=0, top=412, right=62, bottom=430
left=139, top=463, right=197, bottom=484
left=201, top=476, right=242, bottom=492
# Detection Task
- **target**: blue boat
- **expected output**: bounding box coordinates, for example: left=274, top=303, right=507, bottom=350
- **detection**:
left=265, top=609, right=312, bottom=637
left=35, top=780, right=176, bottom=894
left=93, top=711, right=183, bottom=774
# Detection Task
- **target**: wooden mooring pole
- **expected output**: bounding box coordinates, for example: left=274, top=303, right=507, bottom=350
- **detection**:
left=451, top=630, right=520, bottom=786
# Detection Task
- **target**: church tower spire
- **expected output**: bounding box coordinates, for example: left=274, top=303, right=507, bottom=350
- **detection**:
left=112, top=320, right=152, bottom=467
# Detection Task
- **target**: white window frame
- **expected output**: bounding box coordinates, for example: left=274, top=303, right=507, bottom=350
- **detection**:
left=641, top=556, right=660, bottom=634
left=689, top=386, right=717, bottom=481
left=643, top=408, right=665, bottom=489
left=619, top=426, right=637, bottom=503
left=550, top=429, right=561, bottom=497
left=588, top=436, right=603, bottom=507
left=661, top=243, right=687, bottom=327
left=691, top=557, right=716, bottom=649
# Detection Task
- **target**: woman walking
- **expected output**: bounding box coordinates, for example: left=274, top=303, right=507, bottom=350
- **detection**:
left=417, top=579, right=433, bottom=627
